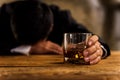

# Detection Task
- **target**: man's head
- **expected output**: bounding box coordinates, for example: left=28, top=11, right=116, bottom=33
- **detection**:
left=10, top=1, right=53, bottom=44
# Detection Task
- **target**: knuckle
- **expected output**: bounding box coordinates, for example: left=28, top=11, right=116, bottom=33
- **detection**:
left=97, top=48, right=103, bottom=56
left=92, top=35, right=99, bottom=41
left=98, top=56, right=102, bottom=61
left=90, top=56, right=101, bottom=65
left=45, top=46, right=48, bottom=50
left=45, top=44, right=50, bottom=49
left=91, top=45, right=97, bottom=53
left=89, top=55, right=96, bottom=61
left=96, top=50, right=100, bottom=55
left=96, top=42, right=101, bottom=48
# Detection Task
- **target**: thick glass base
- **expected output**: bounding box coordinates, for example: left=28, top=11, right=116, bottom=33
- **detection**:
left=64, top=57, right=90, bottom=65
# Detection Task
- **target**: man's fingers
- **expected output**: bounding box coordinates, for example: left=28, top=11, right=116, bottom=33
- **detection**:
left=46, top=41, right=63, bottom=54
left=90, top=56, right=101, bottom=65
left=86, top=49, right=102, bottom=61
left=83, top=41, right=100, bottom=57
left=88, top=35, right=99, bottom=46
left=48, top=48, right=63, bottom=54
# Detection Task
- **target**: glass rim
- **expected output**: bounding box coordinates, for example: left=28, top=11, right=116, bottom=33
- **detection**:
left=64, top=33, right=92, bottom=35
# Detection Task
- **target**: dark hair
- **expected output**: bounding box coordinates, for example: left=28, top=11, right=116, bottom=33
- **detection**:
left=10, top=1, right=53, bottom=44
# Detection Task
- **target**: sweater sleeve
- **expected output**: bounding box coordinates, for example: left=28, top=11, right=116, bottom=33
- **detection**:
left=49, top=4, right=110, bottom=58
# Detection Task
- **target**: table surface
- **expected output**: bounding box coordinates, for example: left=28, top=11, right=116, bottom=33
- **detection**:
left=0, top=51, right=119, bottom=80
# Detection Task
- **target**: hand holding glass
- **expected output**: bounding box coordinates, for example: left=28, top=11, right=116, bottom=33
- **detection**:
left=63, top=33, right=92, bottom=64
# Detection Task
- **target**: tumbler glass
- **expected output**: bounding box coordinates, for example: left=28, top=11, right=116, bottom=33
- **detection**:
left=63, top=33, right=92, bottom=64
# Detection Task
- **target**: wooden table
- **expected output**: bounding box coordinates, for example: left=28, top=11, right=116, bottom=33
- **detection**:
left=0, top=51, right=119, bottom=80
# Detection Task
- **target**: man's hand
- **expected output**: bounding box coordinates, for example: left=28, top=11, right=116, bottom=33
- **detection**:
left=30, top=41, right=63, bottom=55
left=83, top=35, right=103, bottom=65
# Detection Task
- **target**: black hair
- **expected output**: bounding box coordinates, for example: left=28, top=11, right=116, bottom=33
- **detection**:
left=10, top=1, right=53, bottom=44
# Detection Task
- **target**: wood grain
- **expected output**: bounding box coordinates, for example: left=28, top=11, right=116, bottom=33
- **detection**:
left=0, top=51, right=119, bottom=80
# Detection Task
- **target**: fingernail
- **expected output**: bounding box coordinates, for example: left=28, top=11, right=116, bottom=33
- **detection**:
left=85, top=57, right=90, bottom=62
left=88, top=41, right=92, bottom=46
left=90, top=61, right=94, bottom=65
left=84, top=51, right=88, bottom=57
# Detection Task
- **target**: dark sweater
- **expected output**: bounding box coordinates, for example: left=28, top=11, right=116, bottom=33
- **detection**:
left=0, top=1, right=110, bottom=57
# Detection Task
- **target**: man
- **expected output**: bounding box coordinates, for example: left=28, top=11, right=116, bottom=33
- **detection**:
left=0, top=0, right=110, bottom=64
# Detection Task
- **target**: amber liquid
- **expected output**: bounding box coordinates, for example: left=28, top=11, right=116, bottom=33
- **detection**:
left=64, top=42, right=89, bottom=64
